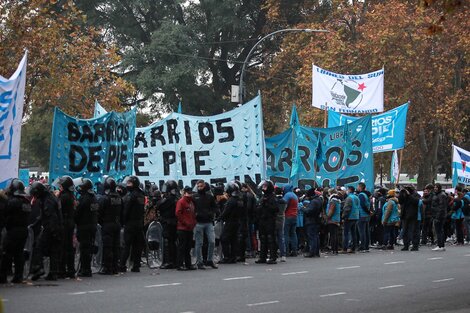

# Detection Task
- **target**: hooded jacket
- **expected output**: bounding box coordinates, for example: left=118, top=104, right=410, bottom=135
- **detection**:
left=175, top=195, right=196, bottom=231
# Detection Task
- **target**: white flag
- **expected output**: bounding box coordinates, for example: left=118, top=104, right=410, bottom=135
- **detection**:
left=452, top=144, right=470, bottom=186
left=0, top=52, right=27, bottom=189
left=390, top=150, right=399, bottom=184
left=312, top=64, right=384, bottom=113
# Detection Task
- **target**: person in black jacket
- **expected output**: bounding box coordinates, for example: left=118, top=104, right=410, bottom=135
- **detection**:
left=120, top=176, right=145, bottom=272
left=193, top=180, right=219, bottom=269
left=75, top=178, right=98, bottom=277
left=421, top=184, right=434, bottom=245
left=0, top=179, right=31, bottom=283
left=241, top=183, right=257, bottom=258
left=98, top=177, right=122, bottom=275
left=219, top=182, right=242, bottom=264
left=398, top=186, right=421, bottom=251
left=302, top=189, right=323, bottom=258
left=30, top=182, right=63, bottom=281
left=431, top=183, right=448, bottom=251
left=56, top=176, right=76, bottom=279
left=0, top=189, right=7, bottom=269
left=157, top=180, right=179, bottom=269
left=255, top=180, right=278, bottom=265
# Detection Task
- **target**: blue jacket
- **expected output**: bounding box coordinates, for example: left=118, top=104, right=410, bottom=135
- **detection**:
left=344, top=193, right=360, bottom=220
left=451, top=199, right=464, bottom=220
left=382, top=198, right=399, bottom=224
left=326, top=195, right=341, bottom=224
left=358, top=192, right=370, bottom=218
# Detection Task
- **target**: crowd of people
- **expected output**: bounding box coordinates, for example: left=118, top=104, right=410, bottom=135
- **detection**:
left=0, top=175, right=469, bottom=284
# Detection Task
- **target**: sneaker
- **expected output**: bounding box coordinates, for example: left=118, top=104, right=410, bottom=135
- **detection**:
left=197, top=263, right=206, bottom=270
left=130, top=267, right=140, bottom=273
left=207, top=261, right=218, bottom=269
left=266, top=259, right=277, bottom=264
left=401, top=246, right=409, bottom=251
left=280, top=256, right=287, bottom=262
left=255, top=259, right=267, bottom=264
left=410, top=246, right=419, bottom=251
left=432, top=246, right=445, bottom=251
left=176, top=266, right=186, bottom=271
left=187, top=265, right=197, bottom=270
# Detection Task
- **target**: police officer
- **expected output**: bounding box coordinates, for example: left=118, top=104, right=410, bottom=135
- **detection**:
left=30, top=182, right=63, bottom=281
left=120, top=176, right=145, bottom=272
left=255, top=180, right=279, bottom=264
left=75, top=178, right=99, bottom=277
left=219, top=182, right=242, bottom=264
left=0, top=179, right=31, bottom=283
left=57, top=176, right=76, bottom=279
left=157, top=180, right=179, bottom=269
left=98, top=177, right=122, bottom=275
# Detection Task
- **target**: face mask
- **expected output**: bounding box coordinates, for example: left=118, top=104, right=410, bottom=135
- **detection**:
left=126, top=185, right=133, bottom=192
left=198, top=188, right=205, bottom=194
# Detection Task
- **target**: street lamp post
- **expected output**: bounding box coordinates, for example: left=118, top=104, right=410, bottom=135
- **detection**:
left=238, top=28, right=328, bottom=105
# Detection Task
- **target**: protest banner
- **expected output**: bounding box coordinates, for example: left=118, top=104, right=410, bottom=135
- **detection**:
left=49, top=107, right=136, bottom=183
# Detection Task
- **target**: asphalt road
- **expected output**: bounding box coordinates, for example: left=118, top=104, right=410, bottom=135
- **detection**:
left=1, top=245, right=470, bottom=313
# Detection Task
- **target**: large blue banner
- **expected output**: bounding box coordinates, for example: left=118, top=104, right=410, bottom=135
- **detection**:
left=49, top=107, right=136, bottom=183
left=328, top=103, right=408, bottom=153
left=133, top=95, right=265, bottom=188
left=266, top=115, right=374, bottom=190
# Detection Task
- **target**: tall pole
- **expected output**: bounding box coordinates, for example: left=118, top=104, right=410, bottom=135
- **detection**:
left=238, top=28, right=328, bottom=105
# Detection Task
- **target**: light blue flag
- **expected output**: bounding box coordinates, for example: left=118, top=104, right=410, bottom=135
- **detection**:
left=452, top=162, right=459, bottom=188
left=93, top=100, right=108, bottom=118
left=177, top=102, right=182, bottom=114
left=328, top=102, right=409, bottom=153
left=290, top=104, right=300, bottom=128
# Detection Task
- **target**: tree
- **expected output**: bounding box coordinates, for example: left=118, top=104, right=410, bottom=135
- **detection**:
left=75, top=0, right=285, bottom=115
left=263, top=0, right=469, bottom=189
left=0, top=0, right=135, bottom=168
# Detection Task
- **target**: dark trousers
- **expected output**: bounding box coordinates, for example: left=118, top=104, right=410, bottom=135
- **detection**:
left=421, top=217, right=434, bottom=244
left=238, top=222, right=248, bottom=259
left=433, top=218, right=445, bottom=248
left=454, top=219, right=464, bottom=244
left=101, top=222, right=121, bottom=271
left=305, top=223, right=320, bottom=256
left=120, top=225, right=144, bottom=269
left=77, top=224, right=96, bottom=274
left=259, top=222, right=277, bottom=260
left=357, top=217, right=370, bottom=250
left=383, top=225, right=395, bottom=246
left=402, top=218, right=420, bottom=248
left=327, top=224, right=339, bottom=253
left=161, top=222, right=177, bottom=266
left=176, top=230, right=193, bottom=268
left=343, top=220, right=357, bottom=251
left=31, top=229, right=62, bottom=277
left=59, top=221, right=75, bottom=276
left=221, top=222, right=239, bottom=261
left=0, top=228, right=28, bottom=281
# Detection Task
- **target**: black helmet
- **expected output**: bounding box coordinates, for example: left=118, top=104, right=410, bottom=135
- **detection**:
left=104, top=177, right=117, bottom=193
left=124, top=176, right=140, bottom=189
left=7, top=179, right=26, bottom=196
left=29, top=181, right=47, bottom=197
left=77, top=178, right=94, bottom=194
left=258, top=180, right=274, bottom=195
left=225, top=181, right=240, bottom=197
left=162, top=180, right=178, bottom=194
left=58, top=175, right=74, bottom=192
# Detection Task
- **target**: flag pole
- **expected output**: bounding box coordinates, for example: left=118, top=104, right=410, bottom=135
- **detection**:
left=397, top=149, right=403, bottom=186
left=323, top=102, right=328, bottom=128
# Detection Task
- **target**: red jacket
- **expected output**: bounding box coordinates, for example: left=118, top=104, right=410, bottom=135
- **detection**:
left=175, top=196, right=196, bottom=231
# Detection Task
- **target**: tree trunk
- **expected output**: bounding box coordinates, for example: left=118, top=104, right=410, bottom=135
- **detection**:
left=417, top=128, right=441, bottom=190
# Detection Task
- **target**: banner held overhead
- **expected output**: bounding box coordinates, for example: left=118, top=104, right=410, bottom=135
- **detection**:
left=328, top=103, right=408, bottom=153
left=312, top=65, right=384, bottom=114
left=133, top=95, right=265, bottom=188
left=49, top=107, right=136, bottom=184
